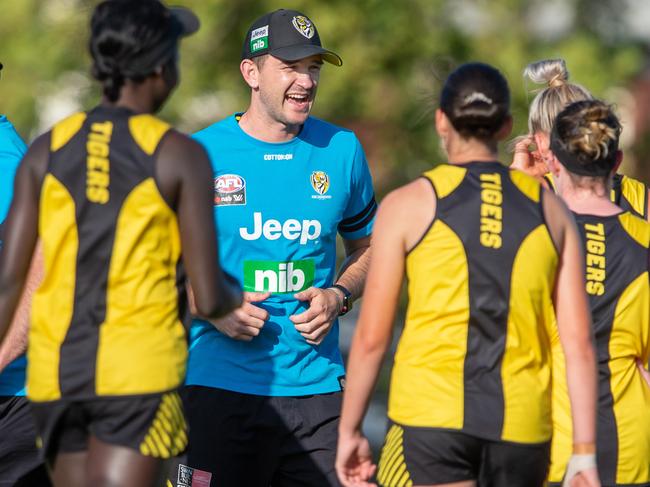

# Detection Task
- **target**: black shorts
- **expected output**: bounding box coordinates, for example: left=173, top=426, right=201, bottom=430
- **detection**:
left=377, top=423, right=550, bottom=487
left=169, top=386, right=342, bottom=487
left=30, top=391, right=186, bottom=463
left=0, top=396, right=50, bottom=487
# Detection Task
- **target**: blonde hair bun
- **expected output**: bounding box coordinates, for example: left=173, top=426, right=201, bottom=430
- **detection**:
left=524, top=58, right=569, bottom=88
left=524, top=58, right=592, bottom=134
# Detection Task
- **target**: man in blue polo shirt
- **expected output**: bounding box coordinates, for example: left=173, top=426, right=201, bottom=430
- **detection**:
left=0, top=61, right=49, bottom=486
left=174, top=9, right=376, bottom=487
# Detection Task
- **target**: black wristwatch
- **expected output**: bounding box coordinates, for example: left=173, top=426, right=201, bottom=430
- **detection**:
left=330, top=284, right=352, bottom=316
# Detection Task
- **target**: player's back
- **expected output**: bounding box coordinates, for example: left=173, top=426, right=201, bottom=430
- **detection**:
left=549, top=211, right=650, bottom=485
left=28, top=106, right=188, bottom=402
left=390, top=161, right=558, bottom=444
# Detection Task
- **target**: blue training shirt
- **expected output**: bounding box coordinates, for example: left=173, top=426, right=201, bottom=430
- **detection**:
left=0, top=115, right=27, bottom=396
left=187, top=114, right=376, bottom=396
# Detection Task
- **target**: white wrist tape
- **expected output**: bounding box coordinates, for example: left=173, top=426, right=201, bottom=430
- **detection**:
left=562, top=454, right=597, bottom=487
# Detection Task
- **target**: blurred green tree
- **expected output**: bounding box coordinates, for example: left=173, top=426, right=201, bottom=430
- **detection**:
left=0, top=0, right=645, bottom=191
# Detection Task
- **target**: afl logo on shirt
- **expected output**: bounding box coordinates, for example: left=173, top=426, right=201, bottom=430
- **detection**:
left=311, top=171, right=330, bottom=194
left=214, top=174, right=246, bottom=207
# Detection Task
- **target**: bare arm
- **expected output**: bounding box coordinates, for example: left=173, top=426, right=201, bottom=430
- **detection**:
left=335, top=235, right=371, bottom=301
left=156, top=131, right=242, bottom=319
left=336, top=179, right=434, bottom=486
left=0, top=242, right=43, bottom=372
left=0, top=135, right=48, bottom=344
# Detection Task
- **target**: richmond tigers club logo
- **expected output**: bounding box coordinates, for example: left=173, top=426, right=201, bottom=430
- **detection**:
left=292, top=15, right=315, bottom=39
left=310, top=171, right=330, bottom=195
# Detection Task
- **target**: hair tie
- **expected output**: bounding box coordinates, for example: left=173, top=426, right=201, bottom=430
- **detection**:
left=548, top=73, right=565, bottom=88
left=462, top=92, right=493, bottom=106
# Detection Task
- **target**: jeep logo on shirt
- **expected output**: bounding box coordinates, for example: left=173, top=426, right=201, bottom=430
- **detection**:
left=239, top=212, right=321, bottom=245
left=243, top=260, right=315, bottom=293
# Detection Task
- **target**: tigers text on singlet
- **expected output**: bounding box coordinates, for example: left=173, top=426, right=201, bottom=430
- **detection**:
left=389, top=161, right=558, bottom=444
left=549, top=212, right=650, bottom=485
left=28, top=106, right=188, bottom=402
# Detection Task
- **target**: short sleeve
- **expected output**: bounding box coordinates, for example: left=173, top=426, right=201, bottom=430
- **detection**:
left=0, top=124, right=27, bottom=224
left=338, top=136, right=377, bottom=240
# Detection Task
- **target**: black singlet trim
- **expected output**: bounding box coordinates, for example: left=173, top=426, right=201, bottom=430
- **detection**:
left=405, top=176, right=437, bottom=256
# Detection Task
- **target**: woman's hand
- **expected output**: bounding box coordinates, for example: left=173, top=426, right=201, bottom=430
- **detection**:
left=336, top=430, right=377, bottom=487
left=511, top=135, right=549, bottom=182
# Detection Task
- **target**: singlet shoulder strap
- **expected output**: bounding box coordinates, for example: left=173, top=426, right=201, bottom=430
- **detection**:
left=618, top=211, right=650, bottom=249
left=542, top=172, right=556, bottom=192
left=128, top=114, right=171, bottom=156
left=50, top=112, right=87, bottom=152
left=423, top=164, right=467, bottom=199
left=619, top=175, right=648, bottom=220
left=509, top=169, right=541, bottom=203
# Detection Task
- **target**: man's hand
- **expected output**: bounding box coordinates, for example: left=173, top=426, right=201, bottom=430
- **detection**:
left=209, top=292, right=270, bottom=341
left=290, top=287, right=342, bottom=345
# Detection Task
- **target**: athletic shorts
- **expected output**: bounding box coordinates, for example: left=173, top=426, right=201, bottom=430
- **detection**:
left=549, top=480, right=650, bottom=487
left=168, top=386, right=342, bottom=487
left=30, top=391, right=186, bottom=463
left=0, top=396, right=50, bottom=487
left=376, top=422, right=550, bottom=487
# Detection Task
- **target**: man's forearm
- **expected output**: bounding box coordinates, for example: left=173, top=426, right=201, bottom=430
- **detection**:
left=335, top=244, right=370, bottom=301
left=0, top=243, right=43, bottom=373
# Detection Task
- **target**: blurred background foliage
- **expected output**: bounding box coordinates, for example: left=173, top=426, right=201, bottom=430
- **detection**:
left=3, top=0, right=650, bottom=446
left=3, top=0, right=650, bottom=192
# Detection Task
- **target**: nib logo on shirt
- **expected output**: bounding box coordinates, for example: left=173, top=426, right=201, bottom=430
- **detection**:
left=244, top=260, right=315, bottom=293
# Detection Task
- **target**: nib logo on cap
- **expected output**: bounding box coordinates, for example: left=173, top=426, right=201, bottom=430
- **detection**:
left=250, top=25, right=269, bottom=53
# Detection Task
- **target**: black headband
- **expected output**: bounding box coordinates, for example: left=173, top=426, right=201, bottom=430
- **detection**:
left=550, top=124, right=617, bottom=177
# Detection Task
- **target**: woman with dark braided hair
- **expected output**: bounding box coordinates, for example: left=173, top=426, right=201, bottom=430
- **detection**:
left=546, top=100, right=650, bottom=487
left=0, top=1, right=242, bottom=486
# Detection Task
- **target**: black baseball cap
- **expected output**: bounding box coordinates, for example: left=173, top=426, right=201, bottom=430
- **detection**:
left=242, top=9, right=342, bottom=67
left=168, top=5, right=200, bottom=38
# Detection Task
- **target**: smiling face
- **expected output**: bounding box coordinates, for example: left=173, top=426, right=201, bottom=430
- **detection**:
left=252, top=54, right=323, bottom=127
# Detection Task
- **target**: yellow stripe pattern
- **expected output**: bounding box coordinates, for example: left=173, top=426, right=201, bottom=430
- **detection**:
left=619, top=175, right=647, bottom=218
left=50, top=112, right=87, bottom=152
left=139, top=392, right=187, bottom=458
left=501, top=224, right=557, bottom=443
left=377, top=425, right=413, bottom=487
left=28, top=175, right=79, bottom=401
left=390, top=219, right=469, bottom=429
left=96, top=178, right=186, bottom=395
left=129, top=114, right=171, bottom=156
left=609, top=271, right=650, bottom=483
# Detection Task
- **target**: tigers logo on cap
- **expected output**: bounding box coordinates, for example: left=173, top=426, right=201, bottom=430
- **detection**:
left=292, top=15, right=314, bottom=39
left=310, top=171, right=329, bottom=195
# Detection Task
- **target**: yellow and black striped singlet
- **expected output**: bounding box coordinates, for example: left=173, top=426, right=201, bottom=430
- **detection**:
left=28, top=106, right=188, bottom=402
left=549, top=212, right=650, bottom=486
left=544, top=173, right=648, bottom=220
left=389, top=162, right=558, bottom=444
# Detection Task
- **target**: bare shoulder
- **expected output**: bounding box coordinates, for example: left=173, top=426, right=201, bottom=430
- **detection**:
left=375, top=177, right=436, bottom=251
left=159, top=130, right=208, bottom=162
left=21, top=132, right=51, bottom=180
left=379, top=177, right=434, bottom=218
